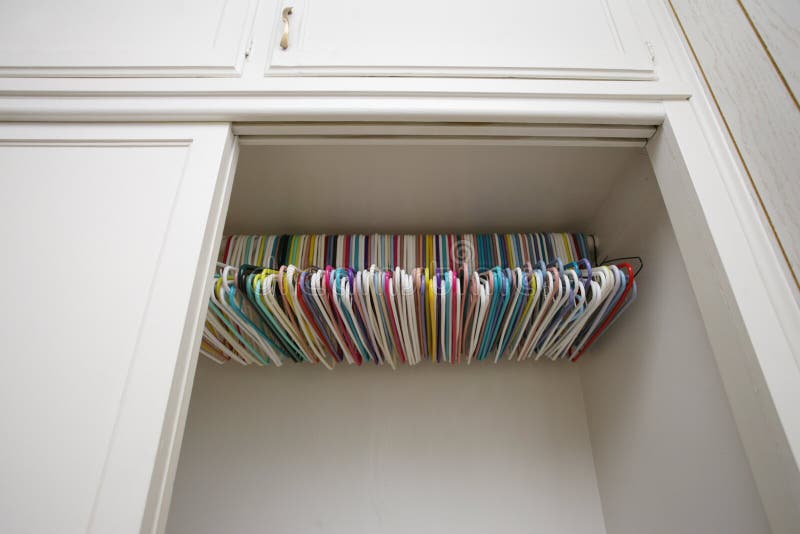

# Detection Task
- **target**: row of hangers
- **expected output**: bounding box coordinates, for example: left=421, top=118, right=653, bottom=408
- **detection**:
left=221, top=233, right=596, bottom=271
left=202, top=233, right=637, bottom=368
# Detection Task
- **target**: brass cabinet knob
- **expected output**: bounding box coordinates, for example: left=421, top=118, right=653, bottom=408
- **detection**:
left=280, top=6, right=293, bottom=50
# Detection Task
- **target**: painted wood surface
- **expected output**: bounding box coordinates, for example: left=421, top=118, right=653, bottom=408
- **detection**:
left=650, top=103, right=800, bottom=534
left=0, top=1, right=257, bottom=76
left=740, top=0, right=800, bottom=101
left=265, top=0, right=654, bottom=80
left=0, top=124, right=234, bottom=534
left=668, top=0, right=800, bottom=294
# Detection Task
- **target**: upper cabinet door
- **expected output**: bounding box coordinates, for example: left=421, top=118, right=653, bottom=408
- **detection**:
left=0, top=0, right=257, bottom=77
left=266, top=0, right=654, bottom=80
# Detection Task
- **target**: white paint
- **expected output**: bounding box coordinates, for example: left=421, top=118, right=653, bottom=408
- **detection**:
left=649, top=105, right=800, bottom=534
left=0, top=76, right=692, bottom=101
left=0, top=1, right=797, bottom=532
left=644, top=2, right=800, bottom=530
left=166, top=139, right=771, bottom=534
left=167, top=361, right=606, bottom=534
left=669, top=0, right=800, bottom=300
left=141, top=137, right=240, bottom=534
left=0, top=124, right=233, bottom=534
left=0, top=95, right=668, bottom=124
left=740, top=0, right=800, bottom=99
left=232, top=122, right=657, bottom=140
left=238, top=137, right=646, bottom=148
left=0, top=0, right=257, bottom=77
left=231, top=121, right=655, bottom=147
left=265, top=0, right=653, bottom=80
left=0, top=0, right=689, bottom=93
left=226, top=144, right=643, bottom=235
left=0, top=0, right=684, bottom=95
left=580, top=154, right=771, bottom=534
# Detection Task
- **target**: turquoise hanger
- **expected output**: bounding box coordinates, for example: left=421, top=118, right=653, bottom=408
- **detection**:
left=247, top=272, right=303, bottom=362
left=495, top=268, right=526, bottom=361
left=208, top=296, right=269, bottom=366
left=225, top=279, right=286, bottom=363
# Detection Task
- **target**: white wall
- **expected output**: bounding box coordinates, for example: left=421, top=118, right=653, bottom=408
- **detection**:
left=669, top=0, right=800, bottom=299
left=579, top=152, right=771, bottom=534
left=166, top=361, right=606, bottom=534
left=739, top=0, right=800, bottom=97
left=166, top=145, right=770, bottom=534
left=227, top=144, right=640, bottom=235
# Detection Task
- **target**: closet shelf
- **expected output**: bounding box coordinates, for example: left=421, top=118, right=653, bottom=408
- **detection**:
left=202, top=233, right=637, bottom=367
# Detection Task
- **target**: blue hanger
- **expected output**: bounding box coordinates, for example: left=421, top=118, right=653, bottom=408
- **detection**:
left=247, top=271, right=303, bottom=362
left=495, top=268, right=526, bottom=361
left=226, top=277, right=289, bottom=363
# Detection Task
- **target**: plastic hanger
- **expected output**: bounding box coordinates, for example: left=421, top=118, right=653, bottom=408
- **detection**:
left=247, top=267, right=302, bottom=362
left=571, top=263, right=635, bottom=361
left=494, top=268, right=525, bottom=362
left=508, top=268, right=543, bottom=361
left=210, top=273, right=271, bottom=365
left=333, top=269, right=370, bottom=364
left=308, top=270, right=347, bottom=363
left=204, top=232, right=637, bottom=368
left=218, top=267, right=279, bottom=364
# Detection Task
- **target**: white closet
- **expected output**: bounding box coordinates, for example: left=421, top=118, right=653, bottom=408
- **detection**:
left=0, top=2, right=799, bottom=534
left=163, top=142, right=763, bottom=534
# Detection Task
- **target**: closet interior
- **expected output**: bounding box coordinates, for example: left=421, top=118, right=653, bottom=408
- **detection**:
left=166, top=142, right=767, bottom=534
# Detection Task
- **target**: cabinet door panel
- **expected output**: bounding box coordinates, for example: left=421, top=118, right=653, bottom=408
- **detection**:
left=0, top=124, right=235, bottom=534
left=0, top=1, right=256, bottom=77
left=266, top=0, right=654, bottom=80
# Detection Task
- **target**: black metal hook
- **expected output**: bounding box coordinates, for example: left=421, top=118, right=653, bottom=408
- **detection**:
left=599, top=255, right=644, bottom=277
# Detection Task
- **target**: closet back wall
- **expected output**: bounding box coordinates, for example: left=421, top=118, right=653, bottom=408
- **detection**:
left=167, top=142, right=770, bottom=534
left=167, top=362, right=605, bottom=534
left=170, top=143, right=633, bottom=534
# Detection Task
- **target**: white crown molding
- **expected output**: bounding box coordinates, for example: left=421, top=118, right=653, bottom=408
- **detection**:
left=0, top=94, right=666, bottom=124
left=0, top=76, right=691, bottom=99
left=263, top=65, right=658, bottom=81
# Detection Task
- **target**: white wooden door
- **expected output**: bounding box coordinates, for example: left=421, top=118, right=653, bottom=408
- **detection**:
left=0, top=124, right=236, bottom=534
left=0, top=1, right=257, bottom=77
left=266, top=0, right=654, bottom=80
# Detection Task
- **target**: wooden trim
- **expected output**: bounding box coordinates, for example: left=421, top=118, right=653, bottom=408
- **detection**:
left=264, top=65, right=658, bottom=81
left=0, top=95, right=667, bottom=124
left=0, top=77, right=692, bottom=100
left=652, top=105, right=800, bottom=534
left=232, top=121, right=656, bottom=139
left=236, top=135, right=646, bottom=147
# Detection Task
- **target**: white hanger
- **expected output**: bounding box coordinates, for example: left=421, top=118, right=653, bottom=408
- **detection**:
left=216, top=266, right=280, bottom=365
left=494, top=267, right=524, bottom=363
left=508, top=269, right=543, bottom=361
left=334, top=274, right=370, bottom=364
left=310, top=270, right=351, bottom=365
left=538, top=269, right=585, bottom=358
left=467, top=274, right=489, bottom=364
